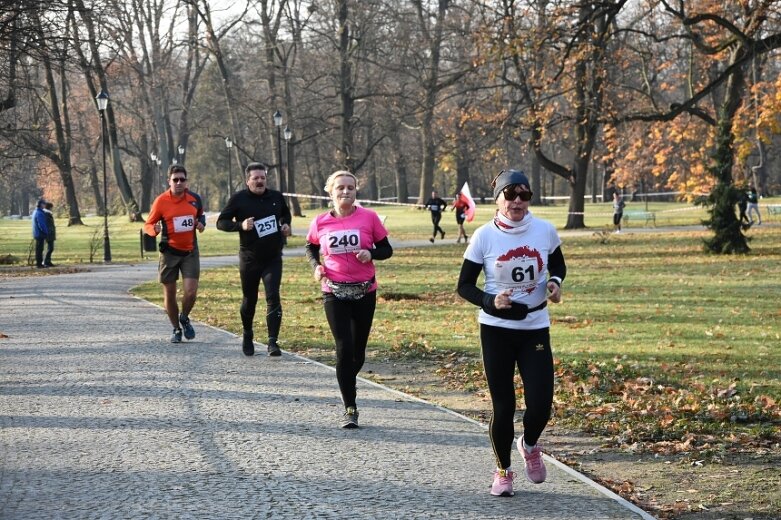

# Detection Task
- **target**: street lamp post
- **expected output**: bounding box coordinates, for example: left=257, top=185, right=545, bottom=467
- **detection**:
left=273, top=110, right=285, bottom=193
left=225, top=136, right=233, bottom=201
left=178, top=145, right=185, bottom=165
left=96, top=89, right=111, bottom=263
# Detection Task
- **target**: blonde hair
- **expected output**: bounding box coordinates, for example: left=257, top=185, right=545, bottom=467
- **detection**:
left=324, top=170, right=358, bottom=194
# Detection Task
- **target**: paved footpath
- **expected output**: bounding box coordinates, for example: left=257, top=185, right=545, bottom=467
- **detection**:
left=0, top=250, right=654, bottom=519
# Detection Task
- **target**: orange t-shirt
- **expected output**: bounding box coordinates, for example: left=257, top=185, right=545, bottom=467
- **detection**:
left=144, top=190, right=202, bottom=252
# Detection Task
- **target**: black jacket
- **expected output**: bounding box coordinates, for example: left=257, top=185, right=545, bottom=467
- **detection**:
left=216, top=189, right=292, bottom=260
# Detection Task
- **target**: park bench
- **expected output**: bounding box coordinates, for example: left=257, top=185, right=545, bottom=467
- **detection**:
left=766, top=204, right=781, bottom=219
left=622, top=210, right=656, bottom=227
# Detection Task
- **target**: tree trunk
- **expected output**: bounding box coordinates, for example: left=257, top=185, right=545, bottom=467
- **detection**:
left=390, top=130, right=409, bottom=204
left=35, top=14, right=83, bottom=225
left=703, top=50, right=749, bottom=254
left=336, top=0, right=355, bottom=172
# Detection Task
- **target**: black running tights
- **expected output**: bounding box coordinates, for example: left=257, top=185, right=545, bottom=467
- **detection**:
left=239, top=255, right=283, bottom=340
left=480, top=324, right=554, bottom=470
left=430, top=212, right=444, bottom=237
left=323, top=291, right=377, bottom=409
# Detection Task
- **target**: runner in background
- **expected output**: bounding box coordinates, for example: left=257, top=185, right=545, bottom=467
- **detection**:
left=424, top=190, right=447, bottom=243
left=216, top=162, right=291, bottom=357
left=451, top=191, right=470, bottom=243
left=143, top=165, right=205, bottom=343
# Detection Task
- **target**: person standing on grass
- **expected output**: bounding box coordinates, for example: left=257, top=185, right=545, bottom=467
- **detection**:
left=216, top=162, right=291, bottom=357
left=31, top=198, right=49, bottom=269
left=143, top=165, right=205, bottom=344
left=747, top=185, right=762, bottom=225
left=612, top=191, right=625, bottom=234
left=457, top=169, right=566, bottom=498
left=305, top=170, right=393, bottom=429
left=424, top=190, right=447, bottom=243
left=43, top=202, right=56, bottom=267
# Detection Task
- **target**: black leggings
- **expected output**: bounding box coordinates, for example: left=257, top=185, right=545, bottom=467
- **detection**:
left=323, top=291, right=377, bottom=409
left=480, top=324, right=553, bottom=470
left=239, top=255, right=282, bottom=340
left=430, top=212, right=444, bottom=237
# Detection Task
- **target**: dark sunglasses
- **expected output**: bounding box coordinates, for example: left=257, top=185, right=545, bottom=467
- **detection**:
left=502, top=184, right=532, bottom=201
left=171, top=177, right=187, bottom=183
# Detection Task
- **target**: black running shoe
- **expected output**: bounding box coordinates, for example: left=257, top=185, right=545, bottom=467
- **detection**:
left=171, top=328, right=183, bottom=343
left=242, top=330, right=254, bottom=356
left=341, top=407, right=359, bottom=428
left=267, top=339, right=281, bottom=357
left=179, top=314, right=195, bottom=340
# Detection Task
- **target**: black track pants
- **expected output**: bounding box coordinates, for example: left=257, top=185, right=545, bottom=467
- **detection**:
left=239, top=255, right=283, bottom=340
left=480, top=324, right=554, bottom=470
left=323, top=291, right=377, bottom=409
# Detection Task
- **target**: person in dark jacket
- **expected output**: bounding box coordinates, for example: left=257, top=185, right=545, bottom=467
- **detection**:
left=217, top=162, right=292, bottom=357
left=424, top=190, right=447, bottom=243
left=43, top=202, right=56, bottom=266
left=31, top=199, right=49, bottom=269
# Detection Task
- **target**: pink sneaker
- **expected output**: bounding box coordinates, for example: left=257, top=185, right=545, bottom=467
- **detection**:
left=490, top=468, right=514, bottom=496
left=518, top=436, right=547, bottom=483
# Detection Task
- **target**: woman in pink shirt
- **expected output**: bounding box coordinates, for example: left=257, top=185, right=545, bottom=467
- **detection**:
left=305, top=171, right=393, bottom=428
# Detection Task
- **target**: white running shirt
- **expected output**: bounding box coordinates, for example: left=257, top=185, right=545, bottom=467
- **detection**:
left=463, top=215, right=561, bottom=330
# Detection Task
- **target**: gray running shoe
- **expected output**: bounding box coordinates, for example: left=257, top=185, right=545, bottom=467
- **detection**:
left=267, top=339, right=281, bottom=357
left=179, top=314, right=195, bottom=340
left=341, top=407, right=359, bottom=428
left=171, top=328, right=183, bottom=343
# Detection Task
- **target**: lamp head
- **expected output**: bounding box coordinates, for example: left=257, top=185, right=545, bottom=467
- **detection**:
left=96, top=90, right=109, bottom=111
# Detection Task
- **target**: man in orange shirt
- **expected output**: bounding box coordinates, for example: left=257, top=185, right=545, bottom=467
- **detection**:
left=144, top=165, right=206, bottom=343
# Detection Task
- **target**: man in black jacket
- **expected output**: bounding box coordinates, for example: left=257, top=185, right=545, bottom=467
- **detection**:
left=424, top=190, right=447, bottom=243
left=217, top=162, right=292, bottom=357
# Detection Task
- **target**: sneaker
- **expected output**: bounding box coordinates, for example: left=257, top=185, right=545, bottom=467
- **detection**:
left=242, top=330, right=254, bottom=356
left=490, top=469, right=515, bottom=497
left=341, top=406, right=359, bottom=428
left=170, top=328, right=183, bottom=343
left=179, top=314, right=195, bottom=340
left=429, top=237, right=435, bottom=243
left=267, top=339, right=281, bottom=357
left=440, top=230, right=446, bottom=239
left=518, top=436, right=547, bottom=484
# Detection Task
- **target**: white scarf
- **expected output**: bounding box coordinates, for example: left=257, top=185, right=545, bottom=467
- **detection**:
left=493, top=210, right=532, bottom=235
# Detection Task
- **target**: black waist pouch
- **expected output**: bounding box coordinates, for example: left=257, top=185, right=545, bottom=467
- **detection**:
left=159, top=242, right=191, bottom=256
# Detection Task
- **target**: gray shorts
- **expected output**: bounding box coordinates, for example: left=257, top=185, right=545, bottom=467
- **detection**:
left=158, top=248, right=200, bottom=284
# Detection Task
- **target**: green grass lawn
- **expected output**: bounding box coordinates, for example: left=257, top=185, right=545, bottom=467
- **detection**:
left=128, top=220, right=781, bottom=456
left=4, top=197, right=781, bottom=265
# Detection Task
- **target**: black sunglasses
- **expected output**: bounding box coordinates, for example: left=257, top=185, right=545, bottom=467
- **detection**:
left=171, top=177, right=187, bottom=183
left=502, top=184, right=532, bottom=201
